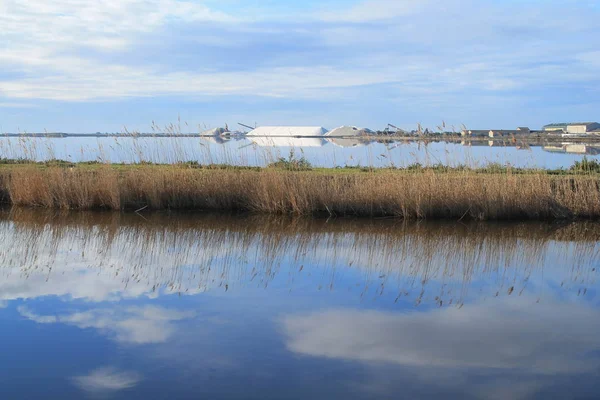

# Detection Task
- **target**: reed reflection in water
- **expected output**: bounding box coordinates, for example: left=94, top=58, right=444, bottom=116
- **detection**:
left=1, top=209, right=598, bottom=307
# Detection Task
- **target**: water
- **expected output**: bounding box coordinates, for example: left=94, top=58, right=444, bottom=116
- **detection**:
left=0, top=209, right=599, bottom=399
left=1, top=135, right=599, bottom=169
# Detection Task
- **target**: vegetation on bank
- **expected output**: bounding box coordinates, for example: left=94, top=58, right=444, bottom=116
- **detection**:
left=1, top=155, right=600, bottom=175
left=0, top=157, right=599, bottom=220
left=570, top=157, right=600, bottom=173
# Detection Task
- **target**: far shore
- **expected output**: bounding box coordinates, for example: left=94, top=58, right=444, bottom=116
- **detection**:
left=1, top=132, right=600, bottom=144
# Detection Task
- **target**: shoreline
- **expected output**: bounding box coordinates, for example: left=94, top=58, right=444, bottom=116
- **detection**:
left=1, top=133, right=600, bottom=144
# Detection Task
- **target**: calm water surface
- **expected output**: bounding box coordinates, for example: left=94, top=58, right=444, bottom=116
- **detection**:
left=0, top=210, right=599, bottom=399
left=1, top=136, right=599, bottom=169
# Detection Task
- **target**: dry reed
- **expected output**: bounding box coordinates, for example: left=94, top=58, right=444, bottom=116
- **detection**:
left=1, top=166, right=599, bottom=220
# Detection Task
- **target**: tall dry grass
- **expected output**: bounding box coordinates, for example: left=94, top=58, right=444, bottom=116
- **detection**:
left=2, top=166, right=600, bottom=220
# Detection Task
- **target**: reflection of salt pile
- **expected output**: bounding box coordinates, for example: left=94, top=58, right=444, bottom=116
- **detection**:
left=247, top=126, right=328, bottom=147
left=325, top=126, right=373, bottom=148
left=202, top=127, right=229, bottom=136
left=201, top=127, right=231, bottom=144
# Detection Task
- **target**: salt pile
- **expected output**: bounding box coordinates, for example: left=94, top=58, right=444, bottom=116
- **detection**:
left=247, top=126, right=328, bottom=137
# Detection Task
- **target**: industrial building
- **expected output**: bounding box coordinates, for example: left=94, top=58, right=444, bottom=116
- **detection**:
left=543, top=122, right=600, bottom=134
left=488, top=127, right=531, bottom=138
left=566, top=122, right=600, bottom=134
left=543, top=123, right=568, bottom=132
left=460, top=129, right=490, bottom=137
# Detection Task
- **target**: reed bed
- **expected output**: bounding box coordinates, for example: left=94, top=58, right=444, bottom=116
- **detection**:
left=1, top=165, right=599, bottom=220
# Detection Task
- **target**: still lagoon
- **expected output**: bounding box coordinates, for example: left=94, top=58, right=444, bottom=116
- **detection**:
left=0, top=210, right=598, bottom=399
left=0, top=136, right=599, bottom=169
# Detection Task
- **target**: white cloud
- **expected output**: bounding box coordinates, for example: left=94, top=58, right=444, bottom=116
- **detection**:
left=282, top=298, right=600, bottom=374
left=0, top=0, right=240, bottom=100
left=18, top=306, right=58, bottom=323
left=0, top=0, right=599, bottom=106
left=72, top=367, right=142, bottom=393
left=0, top=0, right=234, bottom=51
left=18, top=305, right=195, bottom=344
left=0, top=65, right=413, bottom=101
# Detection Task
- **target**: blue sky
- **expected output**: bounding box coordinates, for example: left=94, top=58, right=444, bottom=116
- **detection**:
left=1, top=0, right=600, bottom=132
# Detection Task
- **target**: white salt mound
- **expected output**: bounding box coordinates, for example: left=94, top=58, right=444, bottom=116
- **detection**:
left=201, top=127, right=228, bottom=136
left=325, top=126, right=374, bottom=137
left=247, top=126, right=328, bottom=137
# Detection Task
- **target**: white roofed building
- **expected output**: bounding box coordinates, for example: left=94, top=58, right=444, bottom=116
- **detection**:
left=566, top=122, right=600, bottom=134
left=544, top=122, right=600, bottom=134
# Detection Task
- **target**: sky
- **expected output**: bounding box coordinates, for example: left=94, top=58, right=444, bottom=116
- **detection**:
left=1, top=0, right=600, bottom=133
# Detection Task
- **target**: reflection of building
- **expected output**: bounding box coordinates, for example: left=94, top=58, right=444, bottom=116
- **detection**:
left=461, top=127, right=531, bottom=137
left=461, top=140, right=534, bottom=150
left=461, top=140, right=495, bottom=147
left=542, top=144, right=600, bottom=155
left=543, top=122, right=600, bottom=134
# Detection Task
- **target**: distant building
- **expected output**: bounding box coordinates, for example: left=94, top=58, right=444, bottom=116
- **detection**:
left=489, top=128, right=531, bottom=138
left=543, top=122, right=600, bottom=134
left=461, top=129, right=490, bottom=137
left=566, top=122, right=600, bottom=134
left=543, top=123, right=568, bottom=132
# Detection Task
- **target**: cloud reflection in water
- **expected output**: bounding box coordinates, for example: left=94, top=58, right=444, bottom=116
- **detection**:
left=72, top=367, right=142, bottom=394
